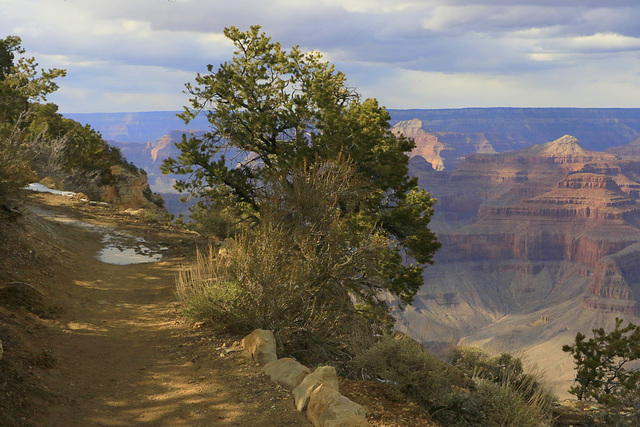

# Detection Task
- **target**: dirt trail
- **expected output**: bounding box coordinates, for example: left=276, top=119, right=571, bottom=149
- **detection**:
left=18, top=194, right=309, bottom=426
left=3, top=193, right=436, bottom=426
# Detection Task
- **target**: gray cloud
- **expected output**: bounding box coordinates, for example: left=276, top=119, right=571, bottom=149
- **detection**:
left=2, top=0, right=640, bottom=112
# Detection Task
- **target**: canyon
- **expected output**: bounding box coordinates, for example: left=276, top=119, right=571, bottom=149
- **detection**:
left=401, top=131, right=640, bottom=395
left=67, top=108, right=640, bottom=395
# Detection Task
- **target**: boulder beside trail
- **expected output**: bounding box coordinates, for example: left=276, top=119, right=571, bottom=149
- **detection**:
left=241, top=329, right=370, bottom=426
left=293, top=366, right=339, bottom=412
left=241, top=329, right=277, bottom=366
left=306, top=383, right=369, bottom=427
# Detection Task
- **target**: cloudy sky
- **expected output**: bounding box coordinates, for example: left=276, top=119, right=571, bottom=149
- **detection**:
left=4, top=0, right=640, bottom=113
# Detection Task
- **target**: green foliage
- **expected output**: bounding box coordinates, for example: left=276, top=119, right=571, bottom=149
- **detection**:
left=181, top=198, right=243, bottom=238
left=466, top=378, right=548, bottom=427
left=0, top=35, right=63, bottom=201
left=164, top=25, right=439, bottom=306
left=0, top=35, right=133, bottom=202
left=351, top=336, right=472, bottom=408
left=26, top=102, right=127, bottom=196
left=0, top=36, right=20, bottom=78
left=0, top=132, right=32, bottom=200
left=563, top=318, right=640, bottom=406
left=450, top=346, right=551, bottom=405
left=351, top=339, right=553, bottom=426
left=177, top=160, right=395, bottom=364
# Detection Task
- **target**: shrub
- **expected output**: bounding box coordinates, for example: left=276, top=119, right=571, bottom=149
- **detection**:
left=563, top=318, right=640, bottom=407
left=184, top=199, right=242, bottom=239
left=352, top=339, right=554, bottom=426
left=350, top=335, right=472, bottom=410
left=451, top=346, right=551, bottom=404
left=466, top=378, right=548, bottom=427
left=0, top=137, right=32, bottom=202
left=0, top=110, right=35, bottom=202
left=176, top=160, right=395, bottom=365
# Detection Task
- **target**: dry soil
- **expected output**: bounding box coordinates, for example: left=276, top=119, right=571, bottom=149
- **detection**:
left=0, top=191, right=435, bottom=426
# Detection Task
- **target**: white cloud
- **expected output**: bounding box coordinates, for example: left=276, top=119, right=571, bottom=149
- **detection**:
left=567, top=32, right=640, bottom=52
left=365, top=60, right=640, bottom=109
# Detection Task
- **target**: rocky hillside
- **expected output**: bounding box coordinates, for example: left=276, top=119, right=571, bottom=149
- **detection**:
left=392, top=108, right=640, bottom=172
left=404, top=135, right=640, bottom=395
left=100, top=164, right=167, bottom=213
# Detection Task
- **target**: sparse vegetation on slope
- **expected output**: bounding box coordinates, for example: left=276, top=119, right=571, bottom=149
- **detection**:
left=352, top=336, right=555, bottom=426
left=0, top=35, right=144, bottom=204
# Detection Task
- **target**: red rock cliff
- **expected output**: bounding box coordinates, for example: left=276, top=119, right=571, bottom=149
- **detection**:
left=413, top=135, right=640, bottom=321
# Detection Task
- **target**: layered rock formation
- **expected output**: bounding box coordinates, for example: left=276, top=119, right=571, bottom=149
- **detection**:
left=391, top=109, right=640, bottom=172
left=67, top=109, right=640, bottom=220
left=404, top=135, right=640, bottom=395
left=392, top=119, right=498, bottom=171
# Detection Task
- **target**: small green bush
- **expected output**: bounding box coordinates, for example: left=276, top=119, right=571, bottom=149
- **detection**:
left=468, top=378, right=547, bottom=427
left=351, top=336, right=472, bottom=410
left=563, top=318, right=640, bottom=407
left=181, top=279, right=243, bottom=327
left=451, top=346, right=551, bottom=405
left=183, top=199, right=243, bottom=239
left=352, top=339, right=554, bottom=426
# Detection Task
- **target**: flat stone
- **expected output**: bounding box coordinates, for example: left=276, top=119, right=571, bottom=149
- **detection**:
left=262, top=357, right=310, bottom=389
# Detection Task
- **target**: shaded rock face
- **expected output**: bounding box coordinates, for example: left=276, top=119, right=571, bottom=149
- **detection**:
left=101, top=165, right=164, bottom=211
left=405, top=135, right=640, bottom=395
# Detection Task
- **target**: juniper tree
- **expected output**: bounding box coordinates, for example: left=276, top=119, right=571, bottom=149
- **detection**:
left=163, top=25, right=440, bottom=307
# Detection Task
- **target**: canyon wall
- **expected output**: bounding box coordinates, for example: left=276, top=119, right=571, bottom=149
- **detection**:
left=403, top=134, right=640, bottom=395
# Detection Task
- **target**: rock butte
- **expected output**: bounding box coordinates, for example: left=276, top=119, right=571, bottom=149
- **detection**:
left=403, top=134, right=640, bottom=396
